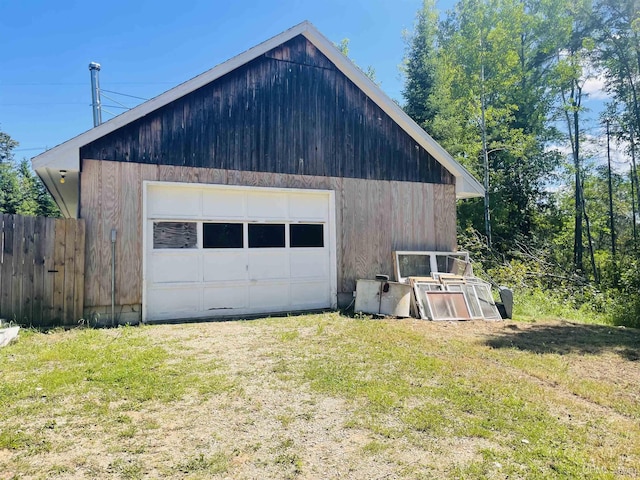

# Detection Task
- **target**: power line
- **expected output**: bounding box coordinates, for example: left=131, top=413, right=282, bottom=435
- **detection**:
left=0, top=81, right=176, bottom=86
left=101, top=107, right=119, bottom=118
left=100, top=92, right=130, bottom=110
left=0, top=102, right=88, bottom=106
left=101, top=89, right=149, bottom=101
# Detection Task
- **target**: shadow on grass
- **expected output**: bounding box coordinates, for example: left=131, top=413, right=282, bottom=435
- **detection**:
left=485, top=322, right=640, bottom=361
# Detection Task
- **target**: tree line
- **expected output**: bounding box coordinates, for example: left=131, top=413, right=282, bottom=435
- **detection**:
left=0, top=130, right=59, bottom=218
left=402, top=0, right=640, bottom=325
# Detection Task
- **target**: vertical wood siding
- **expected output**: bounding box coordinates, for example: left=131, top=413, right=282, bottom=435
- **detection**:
left=0, top=215, right=85, bottom=326
left=79, top=36, right=454, bottom=186
left=81, top=160, right=456, bottom=309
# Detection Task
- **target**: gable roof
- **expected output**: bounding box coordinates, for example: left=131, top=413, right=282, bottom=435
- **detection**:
left=32, top=21, right=483, bottom=217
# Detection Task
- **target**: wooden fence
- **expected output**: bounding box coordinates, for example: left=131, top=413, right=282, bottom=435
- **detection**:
left=0, top=214, right=85, bottom=327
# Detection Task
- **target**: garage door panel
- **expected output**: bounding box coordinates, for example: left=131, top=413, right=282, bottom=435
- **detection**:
left=247, top=192, right=288, bottom=219
left=203, top=285, right=248, bottom=311
left=203, top=252, right=248, bottom=281
left=289, top=194, right=328, bottom=221
left=147, top=286, right=201, bottom=318
left=291, top=281, right=331, bottom=307
left=249, top=283, right=290, bottom=309
left=290, top=250, right=328, bottom=278
left=248, top=251, right=289, bottom=279
left=202, top=190, right=246, bottom=218
left=148, top=187, right=201, bottom=218
left=150, top=254, right=200, bottom=283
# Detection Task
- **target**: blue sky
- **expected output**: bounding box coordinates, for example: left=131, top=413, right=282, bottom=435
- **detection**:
left=1, top=0, right=445, bottom=157
left=1, top=0, right=617, bottom=170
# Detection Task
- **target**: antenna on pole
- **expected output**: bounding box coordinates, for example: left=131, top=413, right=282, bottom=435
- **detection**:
left=89, top=62, right=102, bottom=127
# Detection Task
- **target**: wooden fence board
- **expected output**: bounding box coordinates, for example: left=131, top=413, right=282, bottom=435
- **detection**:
left=42, top=217, right=56, bottom=324
left=0, top=215, right=14, bottom=319
left=32, top=217, right=46, bottom=326
left=21, top=216, right=35, bottom=323
left=63, top=219, right=77, bottom=325
left=0, top=215, right=85, bottom=327
left=52, top=219, right=66, bottom=324
left=11, top=216, right=23, bottom=320
left=73, top=220, right=86, bottom=322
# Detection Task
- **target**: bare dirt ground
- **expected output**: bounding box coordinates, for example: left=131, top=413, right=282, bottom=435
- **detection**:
left=2, top=315, right=639, bottom=479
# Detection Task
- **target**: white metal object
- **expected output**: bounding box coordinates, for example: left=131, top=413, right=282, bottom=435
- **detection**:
left=0, top=326, right=20, bottom=348
left=142, top=182, right=337, bottom=322
left=354, top=279, right=412, bottom=317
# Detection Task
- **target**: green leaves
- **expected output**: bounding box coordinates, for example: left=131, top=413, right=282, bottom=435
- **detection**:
left=403, top=0, right=565, bottom=249
left=0, top=129, right=59, bottom=217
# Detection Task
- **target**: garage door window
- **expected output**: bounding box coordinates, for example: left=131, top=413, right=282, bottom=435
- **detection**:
left=153, top=222, right=197, bottom=249
left=290, top=224, right=324, bottom=247
left=248, top=224, right=285, bottom=248
left=203, top=223, right=243, bottom=249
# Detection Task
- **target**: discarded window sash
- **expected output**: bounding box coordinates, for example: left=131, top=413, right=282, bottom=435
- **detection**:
left=411, top=282, right=472, bottom=321
left=394, top=251, right=471, bottom=283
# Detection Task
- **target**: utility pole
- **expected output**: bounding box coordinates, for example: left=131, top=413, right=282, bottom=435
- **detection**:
left=480, top=39, right=491, bottom=249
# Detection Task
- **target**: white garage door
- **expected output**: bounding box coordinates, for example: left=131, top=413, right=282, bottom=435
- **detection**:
left=143, top=182, right=337, bottom=322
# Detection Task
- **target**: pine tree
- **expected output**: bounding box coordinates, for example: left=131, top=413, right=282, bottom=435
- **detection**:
left=402, top=0, right=439, bottom=131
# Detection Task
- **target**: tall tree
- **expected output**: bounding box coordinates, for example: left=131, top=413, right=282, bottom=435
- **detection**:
left=550, top=0, right=595, bottom=274
left=402, top=0, right=440, bottom=130
left=595, top=0, right=640, bottom=142
left=0, top=130, right=18, bottom=164
left=404, top=0, right=563, bottom=251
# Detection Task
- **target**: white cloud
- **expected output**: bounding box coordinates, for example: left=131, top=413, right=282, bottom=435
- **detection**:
left=548, top=132, right=632, bottom=175
left=583, top=75, right=609, bottom=100
left=581, top=133, right=632, bottom=173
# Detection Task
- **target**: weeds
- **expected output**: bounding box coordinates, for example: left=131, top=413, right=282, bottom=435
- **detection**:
left=176, top=452, right=228, bottom=475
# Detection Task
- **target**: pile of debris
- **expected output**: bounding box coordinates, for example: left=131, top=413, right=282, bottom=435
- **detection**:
left=354, top=251, right=512, bottom=321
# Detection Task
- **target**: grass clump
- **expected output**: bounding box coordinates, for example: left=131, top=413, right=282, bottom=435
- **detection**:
left=176, top=452, right=228, bottom=475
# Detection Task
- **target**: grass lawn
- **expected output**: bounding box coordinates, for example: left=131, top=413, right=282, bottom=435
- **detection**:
left=1, top=313, right=639, bottom=479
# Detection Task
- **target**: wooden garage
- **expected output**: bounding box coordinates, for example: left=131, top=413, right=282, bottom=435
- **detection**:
left=32, top=21, right=483, bottom=324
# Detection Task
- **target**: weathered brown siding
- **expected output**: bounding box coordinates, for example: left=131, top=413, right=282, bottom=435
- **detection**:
left=80, top=160, right=456, bottom=315
left=80, top=35, right=454, bottom=186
